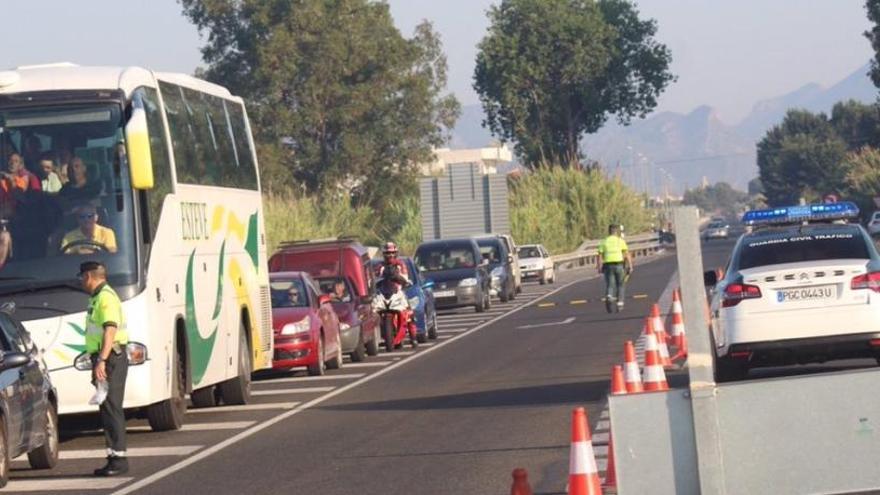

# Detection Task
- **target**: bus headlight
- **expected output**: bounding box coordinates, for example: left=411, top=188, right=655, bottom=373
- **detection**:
left=126, top=342, right=148, bottom=366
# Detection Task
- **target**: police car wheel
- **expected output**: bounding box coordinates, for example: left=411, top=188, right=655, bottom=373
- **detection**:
left=27, top=404, right=58, bottom=469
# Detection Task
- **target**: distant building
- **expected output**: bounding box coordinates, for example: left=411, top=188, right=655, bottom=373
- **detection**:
left=419, top=143, right=513, bottom=176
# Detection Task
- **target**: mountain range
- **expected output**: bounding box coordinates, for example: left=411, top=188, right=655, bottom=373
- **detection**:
left=451, top=62, right=878, bottom=194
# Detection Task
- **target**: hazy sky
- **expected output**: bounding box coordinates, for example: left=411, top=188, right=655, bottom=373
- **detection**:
left=0, top=0, right=873, bottom=124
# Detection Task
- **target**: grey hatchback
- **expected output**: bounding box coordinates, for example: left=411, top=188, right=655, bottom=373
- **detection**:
left=0, top=309, right=59, bottom=486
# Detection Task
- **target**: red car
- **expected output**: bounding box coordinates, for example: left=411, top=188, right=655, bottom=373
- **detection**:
left=270, top=272, right=344, bottom=376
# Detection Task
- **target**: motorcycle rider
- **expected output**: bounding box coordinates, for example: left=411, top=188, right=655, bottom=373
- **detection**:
left=376, top=242, right=417, bottom=343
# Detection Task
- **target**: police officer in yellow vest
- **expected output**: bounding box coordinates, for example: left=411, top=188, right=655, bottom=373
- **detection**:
left=78, top=261, right=129, bottom=476
left=597, top=224, right=633, bottom=313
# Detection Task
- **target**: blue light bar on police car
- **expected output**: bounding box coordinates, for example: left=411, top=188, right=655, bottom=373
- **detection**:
left=741, top=202, right=859, bottom=226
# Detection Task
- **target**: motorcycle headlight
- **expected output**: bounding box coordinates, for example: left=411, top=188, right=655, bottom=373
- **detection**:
left=491, top=267, right=503, bottom=277
left=408, top=296, right=420, bottom=308
left=282, top=317, right=311, bottom=336
left=459, top=278, right=478, bottom=287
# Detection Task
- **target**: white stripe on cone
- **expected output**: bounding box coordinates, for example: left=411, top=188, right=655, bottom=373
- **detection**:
left=643, top=364, right=666, bottom=383
left=624, top=362, right=641, bottom=384
left=569, top=441, right=599, bottom=475
left=672, top=300, right=683, bottom=314
left=653, top=315, right=666, bottom=335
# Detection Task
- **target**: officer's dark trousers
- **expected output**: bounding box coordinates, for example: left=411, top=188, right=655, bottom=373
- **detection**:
left=603, top=263, right=626, bottom=302
left=92, top=352, right=128, bottom=455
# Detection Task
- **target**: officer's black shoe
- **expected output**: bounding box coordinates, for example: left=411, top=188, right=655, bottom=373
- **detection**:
left=94, top=456, right=129, bottom=477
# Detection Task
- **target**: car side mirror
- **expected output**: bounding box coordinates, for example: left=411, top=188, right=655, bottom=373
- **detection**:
left=703, top=270, right=718, bottom=287
left=318, top=294, right=331, bottom=306
left=507, top=255, right=514, bottom=264
left=0, top=351, right=29, bottom=371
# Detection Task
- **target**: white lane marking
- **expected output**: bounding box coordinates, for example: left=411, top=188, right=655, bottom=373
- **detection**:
left=516, top=316, right=576, bottom=330
left=437, top=335, right=452, bottom=340
left=186, top=402, right=300, bottom=413
left=595, top=420, right=610, bottom=430
left=253, top=373, right=365, bottom=385
left=112, top=276, right=587, bottom=495
left=379, top=350, right=416, bottom=356
left=13, top=446, right=202, bottom=461
left=343, top=362, right=390, bottom=368
left=593, top=432, right=609, bottom=443
left=252, top=387, right=336, bottom=396
left=4, top=478, right=133, bottom=491
left=419, top=343, right=436, bottom=347
left=438, top=329, right=469, bottom=334
left=127, top=421, right=256, bottom=432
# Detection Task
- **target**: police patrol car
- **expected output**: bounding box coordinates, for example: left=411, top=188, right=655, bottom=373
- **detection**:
left=705, top=202, right=880, bottom=380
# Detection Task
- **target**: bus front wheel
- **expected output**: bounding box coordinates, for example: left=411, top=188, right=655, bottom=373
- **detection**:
left=147, top=341, right=186, bottom=431
left=219, top=323, right=251, bottom=405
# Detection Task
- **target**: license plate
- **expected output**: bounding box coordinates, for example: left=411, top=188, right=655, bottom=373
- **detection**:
left=434, top=290, right=456, bottom=298
left=776, top=285, right=836, bottom=303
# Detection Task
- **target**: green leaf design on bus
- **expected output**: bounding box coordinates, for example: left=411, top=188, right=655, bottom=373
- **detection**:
left=185, top=246, right=223, bottom=385
left=211, top=240, right=226, bottom=320
left=63, top=322, right=88, bottom=354
left=245, top=212, right=259, bottom=269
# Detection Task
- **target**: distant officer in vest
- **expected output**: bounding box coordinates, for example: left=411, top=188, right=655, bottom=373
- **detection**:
left=597, top=224, right=633, bottom=313
left=79, top=261, right=129, bottom=476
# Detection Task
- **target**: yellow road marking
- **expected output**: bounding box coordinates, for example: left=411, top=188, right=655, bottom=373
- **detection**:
left=538, top=302, right=556, bottom=308
left=632, top=294, right=648, bottom=299
left=570, top=300, right=588, bottom=305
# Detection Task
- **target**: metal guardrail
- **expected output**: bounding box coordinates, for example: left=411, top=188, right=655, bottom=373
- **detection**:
left=551, top=232, right=664, bottom=271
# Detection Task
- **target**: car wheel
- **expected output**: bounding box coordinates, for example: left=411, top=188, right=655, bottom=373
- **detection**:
left=417, top=332, right=428, bottom=343
left=366, top=326, right=380, bottom=356
left=715, top=356, right=748, bottom=382
left=0, top=420, right=8, bottom=488
left=510, top=282, right=517, bottom=300
left=475, top=289, right=486, bottom=313
left=307, top=336, right=326, bottom=376
left=539, top=272, right=546, bottom=285
left=27, top=404, right=58, bottom=469
left=500, top=283, right=510, bottom=302
left=484, top=290, right=492, bottom=311
left=350, top=333, right=367, bottom=363
left=428, top=312, right=438, bottom=339
left=326, top=335, right=343, bottom=370
left=190, top=386, right=217, bottom=408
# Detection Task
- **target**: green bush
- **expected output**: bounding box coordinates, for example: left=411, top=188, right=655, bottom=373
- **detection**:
left=509, top=167, right=650, bottom=254
left=263, top=166, right=648, bottom=258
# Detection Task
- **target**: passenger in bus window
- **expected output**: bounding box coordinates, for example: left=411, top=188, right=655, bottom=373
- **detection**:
left=57, top=147, right=72, bottom=185
left=59, top=156, right=101, bottom=204
left=22, top=134, right=43, bottom=177
left=2, top=152, right=41, bottom=194
left=40, top=153, right=63, bottom=194
left=60, top=204, right=117, bottom=255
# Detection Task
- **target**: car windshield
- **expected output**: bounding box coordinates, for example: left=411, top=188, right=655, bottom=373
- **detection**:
left=415, top=245, right=476, bottom=271
left=709, top=222, right=726, bottom=229
left=518, top=247, right=541, bottom=258
left=0, top=103, right=137, bottom=293
left=270, top=278, right=309, bottom=308
left=738, top=228, right=870, bottom=270
left=477, top=241, right=503, bottom=264
left=316, top=277, right=351, bottom=303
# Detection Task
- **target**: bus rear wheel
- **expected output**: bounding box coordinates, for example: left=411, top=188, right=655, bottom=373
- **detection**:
left=147, top=341, right=186, bottom=431
left=220, top=323, right=251, bottom=405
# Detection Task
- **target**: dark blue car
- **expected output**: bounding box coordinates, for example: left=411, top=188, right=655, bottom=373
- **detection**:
left=371, top=257, right=438, bottom=343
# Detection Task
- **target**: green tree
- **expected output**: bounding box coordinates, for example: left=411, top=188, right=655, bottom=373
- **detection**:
left=830, top=100, right=880, bottom=149
left=179, top=0, right=459, bottom=209
left=473, top=0, right=673, bottom=167
left=843, top=146, right=880, bottom=216
left=682, top=182, right=748, bottom=216
left=866, top=0, right=880, bottom=90
left=757, top=109, right=849, bottom=205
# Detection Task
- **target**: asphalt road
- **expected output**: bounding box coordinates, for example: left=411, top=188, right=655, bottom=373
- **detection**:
left=2, top=241, right=743, bottom=494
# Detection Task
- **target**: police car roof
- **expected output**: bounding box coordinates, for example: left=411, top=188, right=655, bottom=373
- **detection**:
left=743, top=223, right=861, bottom=241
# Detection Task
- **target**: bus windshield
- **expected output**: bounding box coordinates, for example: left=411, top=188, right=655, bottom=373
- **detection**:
left=0, top=103, right=138, bottom=295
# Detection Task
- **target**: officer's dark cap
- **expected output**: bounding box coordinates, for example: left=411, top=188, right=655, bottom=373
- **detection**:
left=78, top=261, right=105, bottom=275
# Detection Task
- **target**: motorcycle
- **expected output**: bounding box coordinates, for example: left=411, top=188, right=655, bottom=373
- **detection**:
left=372, top=275, right=417, bottom=352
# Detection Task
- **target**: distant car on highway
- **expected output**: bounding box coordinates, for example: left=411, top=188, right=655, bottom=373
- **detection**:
left=414, top=238, right=492, bottom=313
left=703, top=221, right=730, bottom=241
left=705, top=202, right=880, bottom=381
left=517, top=244, right=555, bottom=284
left=475, top=236, right=516, bottom=302
left=867, top=211, right=880, bottom=236
left=0, top=309, right=59, bottom=485
left=270, top=272, right=344, bottom=376
left=370, top=257, right=438, bottom=342
left=496, top=234, right=523, bottom=294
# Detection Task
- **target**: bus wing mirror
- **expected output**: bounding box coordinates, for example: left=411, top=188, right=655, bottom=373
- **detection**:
left=125, top=106, right=154, bottom=190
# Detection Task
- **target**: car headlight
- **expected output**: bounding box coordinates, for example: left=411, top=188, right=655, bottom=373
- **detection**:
left=491, top=267, right=503, bottom=277
left=408, top=296, right=420, bottom=308
left=459, top=278, right=478, bottom=287
left=282, top=317, right=311, bottom=336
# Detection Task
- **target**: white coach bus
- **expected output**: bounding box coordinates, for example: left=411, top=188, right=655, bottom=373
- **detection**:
left=0, top=63, right=273, bottom=431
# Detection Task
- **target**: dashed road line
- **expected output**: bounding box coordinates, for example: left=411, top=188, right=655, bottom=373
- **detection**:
left=537, top=302, right=556, bottom=308
left=187, top=402, right=300, bottom=413
left=128, top=421, right=256, bottom=432
left=252, top=387, right=336, bottom=396
left=15, top=445, right=203, bottom=460
left=343, top=362, right=391, bottom=368
left=254, top=374, right=365, bottom=384
left=4, top=477, right=134, bottom=492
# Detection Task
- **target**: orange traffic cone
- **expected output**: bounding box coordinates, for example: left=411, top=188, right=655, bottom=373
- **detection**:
left=642, top=318, right=669, bottom=391
left=623, top=341, right=643, bottom=393
left=510, top=468, right=533, bottom=495
left=604, top=367, right=626, bottom=490
left=651, top=304, right=673, bottom=368
left=670, top=289, right=688, bottom=362
left=568, top=407, right=603, bottom=495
